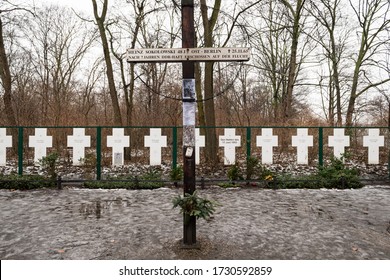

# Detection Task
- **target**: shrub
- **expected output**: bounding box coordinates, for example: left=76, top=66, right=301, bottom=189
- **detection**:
left=272, top=157, right=362, bottom=189
left=39, top=152, right=59, bottom=180
left=170, top=165, right=183, bottom=187
left=79, top=153, right=97, bottom=170
left=227, top=163, right=243, bottom=181
left=172, top=191, right=218, bottom=223
left=245, top=156, right=259, bottom=181
left=317, top=156, right=362, bottom=189
left=0, top=175, right=56, bottom=190
left=256, top=164, right=274, bottom=181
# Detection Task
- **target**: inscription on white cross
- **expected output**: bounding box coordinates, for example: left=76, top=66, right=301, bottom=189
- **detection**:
left=107, top=128, right=130, bottom=166
left=29, top=128, right=52, bottom=164
left=67, top=128, right=91, bottom=166
left=291, top=128, right=313, bottom=165
left=144, top=128, right=167, bottom=165
left=195, top=128, right=205, bottom=165
left=256, top=128, right=278, bottom=164
left=328, top=128, right=350, bottom=159
left=0, top=128, right=12, bottom=166
left=363, top=129, right=384, bottom=164
left=219, top=128, right=241, bottom=165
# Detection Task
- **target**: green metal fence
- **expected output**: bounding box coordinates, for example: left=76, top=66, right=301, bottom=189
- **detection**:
left=0, top=126, right=389, bottom=180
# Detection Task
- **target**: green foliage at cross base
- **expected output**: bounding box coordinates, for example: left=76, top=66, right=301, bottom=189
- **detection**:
left=269, top=157, right=363, bottom=189
left=227, top=162, right=244, bottom=181
left=39, top=152, right=59, bottom=180
left=0, top=175, right=56, bottom=190
left=221, top=156, right=363, bottom=189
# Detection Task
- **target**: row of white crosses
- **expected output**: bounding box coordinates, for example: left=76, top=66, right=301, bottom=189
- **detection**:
left=0, top=128, right=167, bottom=166
left=0, top=127, right=386, bottom=166
left=218, top=128, right=385, bottom=165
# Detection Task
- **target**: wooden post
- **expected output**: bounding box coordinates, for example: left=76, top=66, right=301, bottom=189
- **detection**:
left=182, top=0, right=197, bottom=246
left=126, top=2, right=250, bottom=247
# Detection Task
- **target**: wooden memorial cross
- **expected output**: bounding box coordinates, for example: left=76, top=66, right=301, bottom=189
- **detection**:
left=219, top=128, right=241, bottom=165
left=29, top=128, right=53, bottom=164
left=67, top=128, right=91, bottom=166
left=256, top=128, right=278, bottom=164
left=107, top=128, right=130, bottom=166
left=127, top=0, right=250, bottom=246
left=291, top=128, right=313, bottom=165
left=363, top=129, right=384, bottom=164
left=144, top=128, right=167, bottom=166
left=195, top=128, right=205, bottom=165
left=328, top=128, right=350, bottom=159
left=0, top=128, right=12, bottom=166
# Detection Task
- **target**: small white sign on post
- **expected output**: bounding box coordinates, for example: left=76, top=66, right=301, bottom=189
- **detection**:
left=363, top=129, right=384, bottom=164
left=107, top=128, right=130, bottom=166
left=67, top=128, right=91, bottom=166
left=328, top=128, right=350, bottom=159
left=291, top=128, right=313, bottom=165
left=29, top=128, right=52, bottom=164
left=144, top=128, right=167, bottom=165
left=195, top=128, right=205, bottom=165
left=219, top=128, right=241, bottom=165
left=0, top=128, right=12, bottom=166
left=256, top=128, right=278, bottom=164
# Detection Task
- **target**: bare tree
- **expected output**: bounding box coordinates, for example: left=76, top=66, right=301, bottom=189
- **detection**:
left=309, top=0, right=350, bottom=126
left=198, top=0, right=260, bottom=163
left=25, top=5, right=95, bottom=126
left=0, top=0, right=32, bottom=126
left=345, top=0, right=390, bottom=126
left=92, top=0, right=122, bottom=126
left=278, top=0, right=307, bottom=122
left=250, top=0, right=290, bottom=121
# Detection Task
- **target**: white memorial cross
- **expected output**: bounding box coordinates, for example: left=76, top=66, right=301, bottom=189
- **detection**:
left=0, top=128, right=12, bottom=166
left=219, top=128, right=241, bottom=165
left=256, top=128, right=278, bottom=164
left=363, top=128, right=384, bottom=164
left=328, top=128, right=350, bottom=159
left=67, top=128, right=91, bottom=166
left=195, top=128, right=205, bottom=165
left=144, top=128, right=167, bottom=165
left=291, top=128, right=313, bottom=165
left=107, top=128, right=130, bottom=166
left=29, top=128, right=53, bottom=163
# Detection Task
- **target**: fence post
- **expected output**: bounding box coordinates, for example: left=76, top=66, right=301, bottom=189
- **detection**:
left=318, top=127, right=324, bottom=167
left=388, top=147, right=390, bottom=179
left=96, top=127, right=102, bottom=180
left=172, top=126, right=178, bottom=169
left=18, top=127, right=23, bottom=176
left=57, top=176, right=62, bottom=190
left=246, top=127, right=251, bottom=160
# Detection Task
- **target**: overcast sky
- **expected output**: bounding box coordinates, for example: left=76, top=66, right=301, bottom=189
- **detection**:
left=35, top=0, right=97, bottom=15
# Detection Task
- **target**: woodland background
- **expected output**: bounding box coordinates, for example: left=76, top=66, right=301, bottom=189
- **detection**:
left=1, top=0, right=389, bottom=163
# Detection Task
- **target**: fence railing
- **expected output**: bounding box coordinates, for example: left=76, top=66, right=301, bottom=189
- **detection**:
left=0, top=126, right=389, bottom=180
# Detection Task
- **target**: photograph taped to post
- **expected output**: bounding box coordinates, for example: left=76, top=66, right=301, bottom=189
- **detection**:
left=183, top=79, right=195, bottom=99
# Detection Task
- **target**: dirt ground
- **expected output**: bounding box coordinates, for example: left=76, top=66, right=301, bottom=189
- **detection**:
left=0, top=186, right=389, bottom=260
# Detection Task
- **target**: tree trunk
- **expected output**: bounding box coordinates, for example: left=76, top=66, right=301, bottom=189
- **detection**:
left=92, top=0, right=122, bottom=126
left=0, top=17, right=17, bottom=127
left=195, top=62, right=205, bottom=129
left=203, top=61, right=218, bottom=163
left=283, top=3, right=301, bottom=122
left=200, top=0, right=221, bottom=164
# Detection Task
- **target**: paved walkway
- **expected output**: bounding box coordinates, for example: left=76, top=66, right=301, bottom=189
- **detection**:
left=0, top=186, right=389, bottom=259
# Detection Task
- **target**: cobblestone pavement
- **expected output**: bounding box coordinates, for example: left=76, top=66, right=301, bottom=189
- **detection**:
left=0, top=186, right=389, bottom=260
